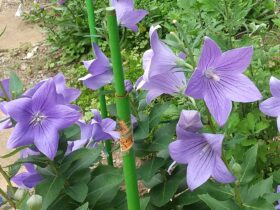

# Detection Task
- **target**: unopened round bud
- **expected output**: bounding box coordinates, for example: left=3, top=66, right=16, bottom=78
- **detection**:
left=27, top=195, right=42, bottom=210
left=172, top=20, right=177, bottom=24
left=14, top=189, right=27, bottom=201
left=232, top=163, right=242, bottom=176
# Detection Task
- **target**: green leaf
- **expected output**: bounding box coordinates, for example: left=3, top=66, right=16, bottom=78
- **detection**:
left=140, top=197, right=150, bottom=210
left=87, top=169, right=123, bottom=207
left=240, top=144, right=258, bottom=184
left=138, top=157, right=165, bottom=182
left=65, top=183, right=88, bottom=202
left=198, top=194, right=239, bottom=210
left=246, top=176, right=273, bottom=201
left=134, top=116, right=149, bottom=140
left=75, top=203, right=89, bottom=210
left=243, top=198, right=275, bottom=210
left=61, top=124, right=81, bottom=141
left=9, top=71, right=24, bottom=98
left=0, top=146, right=28, bottom=158
left=149, top=102, right=170, bottom=128
left=36, top=176, right=65, bottom=210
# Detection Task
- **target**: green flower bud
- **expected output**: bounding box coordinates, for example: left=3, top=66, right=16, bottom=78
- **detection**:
left=27, top=195, right=42, bottom=210
left=14, top=189, right=27, bottom=201
left=232, top=163, right=242, bottom=177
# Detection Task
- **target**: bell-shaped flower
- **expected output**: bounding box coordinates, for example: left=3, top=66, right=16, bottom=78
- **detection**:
left=11, top=163, right=43, bottom=189
left=259, top=76, right=280, bottom=131
left=80, top=44, right=113, bottom=90
left=5, top=79, right=81, bottom=160
left=136, top=25, right=187, bottom=104
left=185, top=37, right=262, bottom=126
left=0, top=79, right=12, bottom=100
left=169, top=110, right=235, bottom=190
left=24, top=73, right=81, bottom=105
left=0, top=102, right=12, bottom=130
left=112, top=0, right=148, bottom=32
left=66, top=111, right=120, bottom=155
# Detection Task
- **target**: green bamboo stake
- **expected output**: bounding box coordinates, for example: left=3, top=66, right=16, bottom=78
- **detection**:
left=106, top=7, right=140, bottom=210
left=85, top=0, right=113, bottom=166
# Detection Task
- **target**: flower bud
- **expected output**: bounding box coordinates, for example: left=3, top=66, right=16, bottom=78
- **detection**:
left=232, top=163, right=242, bottom=177
left=125, top=80, right=133, bottom=93
left=27, top=195, right=42, bottom=210
left=172, top=19, right=177, bottom=24
left=14, top=189, right=27, bottom=201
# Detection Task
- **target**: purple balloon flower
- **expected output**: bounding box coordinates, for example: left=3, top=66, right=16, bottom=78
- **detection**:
left=12, top=163, right=43, bottom=189
left=0, top=79, right=12, bottom=100
left=125, top=80, right=133, bottom=93
left=5, top=79, right=81, bottom=160
left=276, top=185, right=280, bottom=210
left=57, top=0, right=65, bottom=5
left=112, top=0, right=148, bottom=32
left=259, top=76, right=280, bottom=131
left=24, top=73, right=81, bottom=105
left=185, top=37, right=262, bottom=126
left=0, top=102, right=12, bottom=131
left=169, top=110, right=235, bottom=190
left=80, top=44, right=113, bottom=90
left=136, top=26, right=187, bottom=104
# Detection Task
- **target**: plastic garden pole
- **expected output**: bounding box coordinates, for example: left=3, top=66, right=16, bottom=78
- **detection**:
left=85, top=0, right=113, bottom=166
left=106, top=7, right=140, bottom=210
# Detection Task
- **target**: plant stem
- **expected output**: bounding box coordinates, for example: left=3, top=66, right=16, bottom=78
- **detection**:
left=234, top=181, right=243, bottom=207
left=204, top=102, right=216, bottom=133
left=0, top=187, right=16, bottom=209
left=0, top=81, right=10, bottom=101
left=106, top=7, right=140, bottom=210
left=0, top=165, right=13, bottom=191
left=223, top=0, right=233, bottom=48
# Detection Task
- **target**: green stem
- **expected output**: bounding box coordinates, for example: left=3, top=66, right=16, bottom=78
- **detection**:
left=223, top=0, right=233, bottom=48
left=85, top=0, right=113, bottom=166
left=234, top=181, right=243, bottom=207
left=0, top=81, right=10, bottom=101
left=0, top=187, right=16, bottom=209
left=0, top=165, right=13, bottom=191
left=106, top=7, right=140, bottom=210
left=204, top=102, right=216, bottom=133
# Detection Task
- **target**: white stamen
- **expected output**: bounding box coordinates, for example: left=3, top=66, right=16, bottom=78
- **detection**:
left=30, top=112, right=46, bottom=125
left=205, top=69, right=220, bottom=81
left=167, top=161, right=177, bottom=175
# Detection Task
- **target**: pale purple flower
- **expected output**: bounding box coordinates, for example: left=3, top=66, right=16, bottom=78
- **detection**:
left=0, top=102, right=12, bottom=130
left=6, top=79, right=81, bottom=160
left=185, top=37, right=262, bottom=126
left=66, top=111, right=120, bottom=155
left=275, top=185, right=280, bottom=210
left=136, top=25, right=187, bottom=104
left=259, top=77, right=280, bottom=132
left=131, top=114, right=138, bottom=129
left=125, top=80, right=133, bottom=93
left=11, top=163, right=43, bottom=189
left=80, top=44, right=113, bottom=90
left=24, top=73, right=81, bottom=105
left=0, top=79, right=12, bottom=100
left=57, top=0, right=65, bottom=5
left=112, top=0, right=148, bottom=32
left=169, top=110, right=235, bottom=190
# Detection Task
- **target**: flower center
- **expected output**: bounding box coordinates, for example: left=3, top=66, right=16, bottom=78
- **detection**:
left=30, top=112, right=46, bottom=126
left=205, top=68, right=220, bottom=81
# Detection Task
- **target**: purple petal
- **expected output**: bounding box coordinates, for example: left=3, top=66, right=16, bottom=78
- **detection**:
left=184, top=68, right=205, bottom=99
left=277, top=116, right=280, bottom=132
left=66, top=139, right=88, bottom=155
left=204, top=81, right=232, bottom=126
left=269, top=76, right=280, bottom=98
left=20, top=148, right=40, bottom=158
left=259, top=97, right=280, bottom=117
left=142, top=49, right=154, bottom=71
left=77, top=121, right=93, bottom=140
left=176, top=110, right=203, bottom=137
left=212, top=156, right=235, bottom=183
left=45, top=105, right=81, bottom=130
left=5, top=98, right=32, bottom=123
left=168, top=134, right=206, bottom=164
left=7, top=123, right=33, bottom=148
left=23, top=80, right=45, bottom=97
left=32, top=79, right=57, bottom=112
left=119, top=10, right=148, bottom=32
left=146, top=90, right=162, bottom=104
left=219, top=73, right=262, bottom=102
left=0, top=119, right=12, bottom=130
left=203, top=133, right=224, bottom=157
left=11, top=172, right=30, bottom=188
left=80, top=72, right=113, bottom=90
left=112, top=0, right=134, bottom=22
left=187, top=146, right=215, bottom=190
left=22, top=173, right=43, bottom=188
left=34, top=122, right=59, bottom=160
left=214, top=47, right=253, bottom=73
left=178, top=52, right=187, bottom=60
left=92, top=109, right=102, bottom=123
left=24, top=163, right=37, bottom=173
left=197, top=37, right=222, bottom=71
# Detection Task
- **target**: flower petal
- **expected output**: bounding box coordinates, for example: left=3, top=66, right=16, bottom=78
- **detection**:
left=7, top=123, right=33, bottom=148
left=77, top=121, right=93, bottom=140
left=81, top=71, right=113, bottom=90
left=197, top=37, right=222, bottom=71
left=277, top=116, right=280, bottom=132
left=259, top=97, right=280, bottom=117
left=11, top=172, right=30, bottom=188
left=119, top=10, right=148, bottom=32
left=176, top=110, right=203, bottom=136
left=269, top=76, right=280, bottom=98
left=184, top=68, right=205, bottom=99
left=112, top=0, right=134, bottom=23
left=22, top=173, right=43, bottom=188
left=203, top=133, right=224, bottom=156
left=204, top=81, right=232, bottom=126
left=219, top=73, right=262, bottom=102
left=187, top=147, right=215, bottom=190
left=168, top=134, right=206, bottom=164
left=212, top=156, right=235, bottom=183
left=5, top=98, right=32, bottom=122
left=214, top=46, right=253, bottom=73
left=143, top=49, right=154, bottom=72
